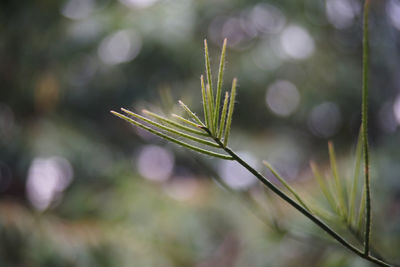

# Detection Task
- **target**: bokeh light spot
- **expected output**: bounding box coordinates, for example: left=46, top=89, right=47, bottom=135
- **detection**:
left=280, top=25, right=315, bottom=59
left=26, top=157, right=73, bottom=211
left=218, top=152, right=258, bottom=190
left=325, top=0, right=359, bottom=29
left=387, top=0, right=400, bottom=31
left=61, top=0, right=95, bottom=20
left=120, top=0, right=159, bottom=8
left=393, top=95, right=400, bottom=125
left=137, top=145, right=174, bottom=182
left=98, top=30, right=142, bottom=65
left=266, top=80, right=300, bottom=117
left=250, top=3, right=286, bottom=35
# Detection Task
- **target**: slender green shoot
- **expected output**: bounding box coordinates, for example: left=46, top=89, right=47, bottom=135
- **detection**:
left=143, top=109, right=208, bottom=137
left=178, top=100, right=205, bottom=126
left=328, top=141, right=347, bottom=218
left=362, top=0, right=371, bottom=256
left=111, top=111, right=231, bottom=159
left=310, top=161, right=338, bottom=213
left=263, top=160, right=311, bottom=212
left=357, top=185, right=367, bottom=234
left=213, top=38, right=227, bottom=131
left=121, top=109, right=218, bottom=148
left=200, top=75, right=210, bottom=128
left=218, top=92, right=229, bottom=139
left=223, top=78, right=237, bottom=146
left=172, top=114, right=202, bottom=128
left=204, top=39, right=213, bottom=100
left=206, top=85, right=214, bottom=134
left=348, top=128, right=363, bottom=226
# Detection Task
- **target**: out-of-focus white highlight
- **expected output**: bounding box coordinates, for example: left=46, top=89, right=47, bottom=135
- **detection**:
left=120, top=0, right=159, bottom=8
left=266, top=80, right=300, bottom=117
left=250, top=4, right=286, bottom=35
left=137, top=145, right=174, bottom=182
left=163, top=177, right=198, bottom=201
left=393, top=95, right=400, bottom=125
left=98, top=30, right=142, bottom=65
left=387, top=0, right=400, bottom=31
left=218, top=152, right=258, bottom=190
left=26, top=157, right=73, bottom=211
left=61, top=0, right=95, bottom=20
left=280, top=25, right=315, bottom=60
left=326, top=0, right=359, bottom=29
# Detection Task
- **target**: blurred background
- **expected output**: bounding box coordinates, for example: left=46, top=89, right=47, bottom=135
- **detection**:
left=1, top=0, right=400, bottom=266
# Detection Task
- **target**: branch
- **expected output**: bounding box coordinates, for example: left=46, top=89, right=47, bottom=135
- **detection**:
left=361, top=0, right=371, bottom=256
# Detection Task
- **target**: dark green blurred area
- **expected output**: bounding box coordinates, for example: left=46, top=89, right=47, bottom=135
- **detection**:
left=1, top=0, right=400, bottom=266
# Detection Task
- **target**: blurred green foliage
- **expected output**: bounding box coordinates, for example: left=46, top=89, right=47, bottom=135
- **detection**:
left=1, top=0, right=400, bottom=266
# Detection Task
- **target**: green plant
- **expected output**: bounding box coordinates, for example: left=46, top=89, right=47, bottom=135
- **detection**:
left=111, top=1, right=395, bottom=266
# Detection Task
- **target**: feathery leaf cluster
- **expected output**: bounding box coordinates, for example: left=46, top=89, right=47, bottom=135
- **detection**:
left=111, top=39, right=237, bottom=160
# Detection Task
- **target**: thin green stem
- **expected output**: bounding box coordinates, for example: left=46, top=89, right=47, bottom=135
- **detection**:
left=362, top=0, right=371, bottom=256
left=199, top=127, right=392, bottom=267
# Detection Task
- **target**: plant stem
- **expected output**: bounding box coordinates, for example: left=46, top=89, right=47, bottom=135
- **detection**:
left=200, top=127, right=392, bottom=266
left=362, top=0, right=371, bottom=256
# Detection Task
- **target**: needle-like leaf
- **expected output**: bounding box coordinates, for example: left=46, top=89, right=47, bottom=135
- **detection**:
left=348, top=128, right=363, bottom=226
left=357, top=185, right=366, bottom=233
left=204, top=39, right=213, bottom=101
left=328, top=141, right=347, bottom=218
left=143, top=109, right=208, bottom=137
left=121, top=108, right=217, bottom=148
left=111, top=111, right=232, bottom=160
left=218, top=92, right=229, bottom=139
left=200, top=75, right=210, bottom=128
left=213, top=38, right=227, bottom=131
left=310, top=161, right=338, bottom=213
left=172, top=114, right=201, bottom=128
left=206, top=84, right=214, bottom=133
left=223, top=78, right=237, bottom=146
left=263, top=160, right=311, bottom=212
left=178, top=100, right=205, bottom=127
